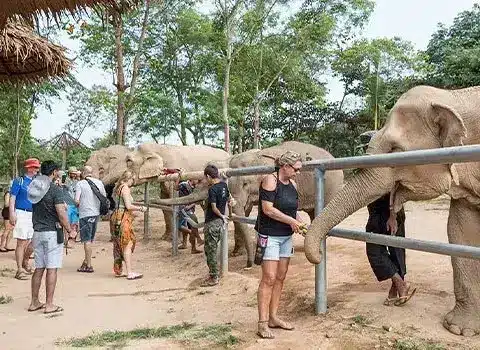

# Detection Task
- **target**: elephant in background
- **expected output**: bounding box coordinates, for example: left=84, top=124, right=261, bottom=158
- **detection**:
left=155, top=141, right=344, bottom=268
left=121, top=143, right=230, bottom=238
left=305, top=85, right=480, bottom=337
left=85, top=145, right=131, bottom=183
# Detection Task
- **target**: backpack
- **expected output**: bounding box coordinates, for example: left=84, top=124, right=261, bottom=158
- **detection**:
left=85, top=178, right=109, bottom=216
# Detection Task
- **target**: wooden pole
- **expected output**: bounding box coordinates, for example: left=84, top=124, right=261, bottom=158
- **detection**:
left=143, top=182, right=150, bottom=240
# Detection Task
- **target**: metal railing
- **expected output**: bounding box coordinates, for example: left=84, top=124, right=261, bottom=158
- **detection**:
left=140, top=144, right=480, bottom=314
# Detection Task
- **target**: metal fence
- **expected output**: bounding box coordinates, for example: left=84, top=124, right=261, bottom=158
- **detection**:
left=140, top=144, right=480, bottom=315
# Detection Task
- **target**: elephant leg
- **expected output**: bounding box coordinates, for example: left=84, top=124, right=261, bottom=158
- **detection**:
left=443, top=198, right=480, bottom=337
left=232, top=222, right=246, bottom=256
left=160, top=185, right=173, bottom=241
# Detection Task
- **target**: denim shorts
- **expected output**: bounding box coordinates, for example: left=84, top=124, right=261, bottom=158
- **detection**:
left=262, top=234, right=294, bottom=261
left=79, top=216, right=99, bottom=243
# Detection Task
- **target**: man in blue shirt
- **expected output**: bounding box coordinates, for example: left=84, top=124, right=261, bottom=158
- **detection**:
left=10, top=158, right=40, bottom=280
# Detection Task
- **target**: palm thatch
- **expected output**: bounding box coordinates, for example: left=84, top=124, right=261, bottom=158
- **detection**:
left=0, top=22, right=71, bottom=84
left=0, top=1, right=142, bottom=29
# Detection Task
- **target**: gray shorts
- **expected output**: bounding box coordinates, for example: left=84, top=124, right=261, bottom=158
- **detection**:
left=79, top=216, right=99, bottom=243
left=32, top=231, right=63, bottom=269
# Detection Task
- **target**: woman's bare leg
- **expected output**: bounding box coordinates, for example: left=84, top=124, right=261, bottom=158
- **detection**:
left=257, top=260, right=278, bottom=338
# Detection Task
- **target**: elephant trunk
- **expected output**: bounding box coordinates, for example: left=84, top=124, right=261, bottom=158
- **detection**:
left=151, top=188, right=209, bottom=205
left=304, top=167, right=394, bottom=264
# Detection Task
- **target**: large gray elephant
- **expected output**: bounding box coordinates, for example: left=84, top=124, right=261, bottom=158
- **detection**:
left=156, top=141, right=344, bottom=268
left=304, top=85, right=480, bottom=337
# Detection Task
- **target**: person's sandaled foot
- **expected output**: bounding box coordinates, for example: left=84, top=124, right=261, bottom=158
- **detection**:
left=394, top=287, right=417, bottom=306
left=268, top=317, right=295, bottom=330
left=383, top=297, right=397, bottom=306
left=191, top=249, right=202, bottom=254
left=257, top=321, right=275, bottom=339
left=14, top=271, right=29, bottom=280
left=77, top=262, right=87, bottom=272
left=127, top=273, right=143, bottom=280
left=178, top=244, right=187, bottom=250
left=28, top=303, right=45, bottom=312
left=115, top=273, right=127, bottom=278
left=44, top=305, right=63, bottom=314
left=384, top=283, right=398, bottom=306
left=0, top=248, right=7, bottom=253
left=22, top=265, right=33, bottom=275
left=200, top=276, right=219, bottom=287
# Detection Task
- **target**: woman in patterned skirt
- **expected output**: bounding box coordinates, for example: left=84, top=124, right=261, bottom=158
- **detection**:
left=110, top=171, right=146, bottom=280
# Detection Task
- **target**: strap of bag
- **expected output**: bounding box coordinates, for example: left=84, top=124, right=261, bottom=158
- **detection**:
left=85, top=178, right=104, bottom=201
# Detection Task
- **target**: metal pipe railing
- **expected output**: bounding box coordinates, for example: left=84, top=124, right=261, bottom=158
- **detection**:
left=140, top=144, right=480, bottom=317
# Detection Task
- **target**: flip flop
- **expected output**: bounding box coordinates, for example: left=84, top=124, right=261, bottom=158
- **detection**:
left=14, top=271, right=29, bottom=280
left=127, top=273, right=143, bottom=280
left=0, top=248, right=7, bottom=253
left=28, top=304, right=45, bottom=312
left=394, top=287, right=417, bottom=306
left=268, top=322, right=295, bottom=331
left=383, top=297, right=397, bottom=306
left=44, top=306, right=63, bottom=314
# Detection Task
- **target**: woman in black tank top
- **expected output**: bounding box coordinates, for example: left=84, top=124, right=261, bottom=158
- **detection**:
left=256, top=151, right=305, bottom=339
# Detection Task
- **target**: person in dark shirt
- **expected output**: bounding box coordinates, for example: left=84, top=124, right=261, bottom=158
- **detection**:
left=359, top=131, right=416, bottom=307
left=177, top=179, right=203, bottom=254
left=201, top=165, right=231, bottom=287
left=255, top=151, right=304, bottom=339
left=27, top=160, right=72, bottom=314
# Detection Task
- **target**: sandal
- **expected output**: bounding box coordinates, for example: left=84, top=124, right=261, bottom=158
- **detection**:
left=383, top=297, right=397, bottom=306
left=28, top=304, right=45, bottom=312
left=44, top=306, right=63, bottom=314
left=127, top=273, right=143, bottom=280
left=200, top=277, right=219, bottom=287
left=77, top=263, right=94, bottom=273
left=394, top=287, right=417, bottom=306
left=14, top=271, right=29, bottom=280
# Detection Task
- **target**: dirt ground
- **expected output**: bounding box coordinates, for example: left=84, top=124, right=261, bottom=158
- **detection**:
left=1, top=197, right=479, bottom=349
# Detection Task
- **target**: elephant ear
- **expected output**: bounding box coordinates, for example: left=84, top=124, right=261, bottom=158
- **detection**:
left=431, top=102, right=465, bottom=186
left=139, top=153, right=164, bottom=179
left=431, top=102, right=467, bottom=147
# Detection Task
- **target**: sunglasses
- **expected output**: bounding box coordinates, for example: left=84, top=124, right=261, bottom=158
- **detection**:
left=288, top=164, right=301, bottom=173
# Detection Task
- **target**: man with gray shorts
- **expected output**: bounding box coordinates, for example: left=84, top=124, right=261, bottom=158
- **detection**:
left=27, top=160, right=72, bottom=314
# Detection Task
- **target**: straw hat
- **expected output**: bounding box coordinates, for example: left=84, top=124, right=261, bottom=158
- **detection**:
left=68, top=166, right=78, bottom=174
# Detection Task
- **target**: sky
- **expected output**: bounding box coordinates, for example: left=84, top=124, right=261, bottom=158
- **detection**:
left=31, top=0, right=479, bottom=146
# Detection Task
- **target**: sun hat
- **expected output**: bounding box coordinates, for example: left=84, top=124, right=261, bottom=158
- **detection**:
left=68, top=166, right=78, bottom=173
left=24, top=158, right=40, bottom=169
left=275, top=151, right=303, bottom=167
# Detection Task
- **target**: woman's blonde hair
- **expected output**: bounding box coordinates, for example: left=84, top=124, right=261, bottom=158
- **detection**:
left=115, top=170, right=134, bottom=193
left=274, top=150, right=302, bottom=168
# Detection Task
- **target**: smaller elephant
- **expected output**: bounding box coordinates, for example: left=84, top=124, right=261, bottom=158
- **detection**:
left=155, top=141, right=344, bottom=268
left=85, top=145, right=131, bottom=184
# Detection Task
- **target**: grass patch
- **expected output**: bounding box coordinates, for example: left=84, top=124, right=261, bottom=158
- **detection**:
left=0, top=267, right=14, bottom=277
left=351, top=315, right=371, bottom=326
left=394, top=339, right=446, bottom=350
left=0, top=295, right=12, bottom=304
left=59, top=322, right=239, bottom=348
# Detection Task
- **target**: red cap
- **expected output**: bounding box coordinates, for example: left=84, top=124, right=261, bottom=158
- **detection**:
left=24, top=158, right=40, bottom=169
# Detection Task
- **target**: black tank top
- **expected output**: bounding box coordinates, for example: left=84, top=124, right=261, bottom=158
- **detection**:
left=254, top=176, right=298, bottom=237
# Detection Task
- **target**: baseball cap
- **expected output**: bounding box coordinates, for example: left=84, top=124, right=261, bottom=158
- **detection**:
left=24, top=158, right=40, bottom=169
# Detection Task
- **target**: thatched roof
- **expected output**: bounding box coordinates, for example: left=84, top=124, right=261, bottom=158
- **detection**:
left=0, top=22, right=71, bottom=84
left=0, top=1, right=141, bottom=29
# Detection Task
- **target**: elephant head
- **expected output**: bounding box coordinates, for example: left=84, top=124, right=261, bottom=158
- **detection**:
left=304, top=85, right=468, bottom=264
left=85, top=145, right=130, bottom=185
left=125, top=143, right=166, bottom=185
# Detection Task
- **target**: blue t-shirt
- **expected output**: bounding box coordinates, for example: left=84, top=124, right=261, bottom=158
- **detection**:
left=10, top=176, right=34, bottom=211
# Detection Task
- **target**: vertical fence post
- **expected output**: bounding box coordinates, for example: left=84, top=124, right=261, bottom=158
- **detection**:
left=144, top=182, right=150, bottom=240
left=314, top=168, right=327, bottom=314
left=171, top=183, right=179, bottom=257
left=220, top=207, right=229, bottom=277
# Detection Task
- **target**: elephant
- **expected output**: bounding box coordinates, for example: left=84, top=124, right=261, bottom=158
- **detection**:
left=155, top=141, right=344, bottom=268
left=304, top=85, right=480, bottom=337
left=116, top=143, right=230, bottom=238
left=85, top=145, right=131, bottom=182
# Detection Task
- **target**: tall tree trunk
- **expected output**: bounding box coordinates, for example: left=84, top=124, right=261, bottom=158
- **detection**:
left=113, top=10, right=126, bottom=145
left=223, top=47, right=231, bottom=153
left=237, top=121, right=244, bottom=153
left=253, top=101, right=260, bottom=149
left=176, top=90, right=187, bottom=145
left=13, top=86, right=20, bottom=177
